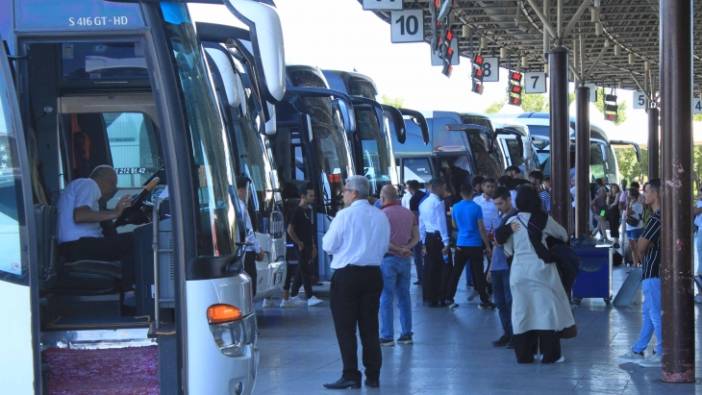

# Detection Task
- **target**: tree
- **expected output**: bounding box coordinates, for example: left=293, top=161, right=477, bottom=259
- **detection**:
left=595, top=88, right=628, bottom=125
left=485, top=99, right=505, bottom=114
left=379, top=94, right=405, bottom=108
left=521, top=93, right=548, bottom=112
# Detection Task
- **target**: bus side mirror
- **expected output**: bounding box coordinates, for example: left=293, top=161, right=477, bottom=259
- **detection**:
left=224, top=0, right=286, bottom=102
left=333, top=98, right=356, bottom=133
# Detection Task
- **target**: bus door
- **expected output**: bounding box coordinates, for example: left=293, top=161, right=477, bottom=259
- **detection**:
left=0, top=34, right=41, bottom=394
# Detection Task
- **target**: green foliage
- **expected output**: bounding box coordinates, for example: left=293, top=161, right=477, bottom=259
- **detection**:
left=595, top=88, right=627, bottom=125
left=379, top=94, right=405, bottom=108
left=485, top=100, right=505, bottom=114
left=615, top=147, right=648, bottom=184
left=521, top=93, right=548, bottom=112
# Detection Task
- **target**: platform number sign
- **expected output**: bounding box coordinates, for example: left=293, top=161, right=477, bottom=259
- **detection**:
left=482, top=57, right=499, bottom=82
left=633, top=91, right=646, bottom=110
left=524, top=72, right=546, bottom=93
left=363, top=0, right=403, bottom=10
left=391, top=10, right=424, bottom=43
left=694, top=98, right=702, bottom=114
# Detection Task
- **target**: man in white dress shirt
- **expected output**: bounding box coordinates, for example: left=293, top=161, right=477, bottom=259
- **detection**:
left=236, top=176, right=265, bottom=297
left=418, top=178, right=450, bottom=306
left=322, top=176, right=390, bottom=390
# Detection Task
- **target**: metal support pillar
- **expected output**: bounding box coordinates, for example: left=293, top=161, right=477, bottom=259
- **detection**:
left=549, top=47, right=570, bottom=229
left=660, top=0, right=694, bottom=383
left=648, top=106, right=660, bottom=180
left=575, top=86, right=590, bottom=239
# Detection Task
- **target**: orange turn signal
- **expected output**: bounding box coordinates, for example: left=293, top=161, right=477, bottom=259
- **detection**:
left=207, top=304, right=242, bottom=324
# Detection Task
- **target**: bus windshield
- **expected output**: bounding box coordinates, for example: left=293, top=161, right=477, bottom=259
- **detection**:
left=160, top=3, right=239, bottom=258
left=356, top=107, right=393, bottom=196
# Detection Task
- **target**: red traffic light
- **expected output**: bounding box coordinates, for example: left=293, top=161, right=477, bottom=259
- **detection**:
left=510, top=71, right=523, bottom=82
left=509, top=96, right=522, bottom=106
left=510, top=85, right=522, bottom=94
left=473, top=54, right=484, bottom=66
left=445, top=30, right=454, bottom=41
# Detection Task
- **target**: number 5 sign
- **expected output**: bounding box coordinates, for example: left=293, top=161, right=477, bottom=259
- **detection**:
left=391, top=10, right=423, bottom=43
left=524, top=72, right=547, bottom=93
left=633, top=91, right=647, bottom=109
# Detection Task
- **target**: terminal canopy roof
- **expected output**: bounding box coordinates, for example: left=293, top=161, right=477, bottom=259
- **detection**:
left=361, top=0, right=702, bottom=95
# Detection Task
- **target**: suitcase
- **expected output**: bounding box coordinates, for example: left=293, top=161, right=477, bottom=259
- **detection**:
left=613, top=267, right=642, bottom=307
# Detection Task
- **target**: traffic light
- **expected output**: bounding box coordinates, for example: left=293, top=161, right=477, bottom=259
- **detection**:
left=604, top=94, right=618, bottom=121
left=508, top=71, right=523, bottom=106
left=471, top=54, right=484, bottom=94
left=440, top=29, right=455, bottom=77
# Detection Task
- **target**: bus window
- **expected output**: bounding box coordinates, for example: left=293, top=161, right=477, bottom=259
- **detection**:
left=504, top=137, right=524, bottom=167
left=467, top=132, right=502, bottom=179
left=0, top=85, right=24, bottom=279
left=104, top=112, right=163, bottom=189
left=356, top=108, right=392, bottom=195
left=403, top=158, right=432, bottom=183
left=590, top=142, right=606, bottom=181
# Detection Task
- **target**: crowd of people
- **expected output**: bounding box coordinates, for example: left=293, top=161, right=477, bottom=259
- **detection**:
left=263, top=163, right=686, bottom=389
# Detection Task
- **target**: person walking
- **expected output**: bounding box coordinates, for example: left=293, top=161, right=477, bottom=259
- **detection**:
left=502, top=186, right=575, bottom=364
left=418, top=178, right=451, bottom=307
left=619, top=180, right=663, bottom=367
left=625, top=182, right=645, bottom=266
left=407, top=180, right=428, bottom=285
left=490, top=187, right=518, bottom=347
left=285, top=183, right=323, bottom=307
left=606, top=184, right=622, bottom=245
left=322, top=176, right=390, bottom=390
left=448, top=183, right=493, bottom=309
left=378, top=185, right=419, bottom=347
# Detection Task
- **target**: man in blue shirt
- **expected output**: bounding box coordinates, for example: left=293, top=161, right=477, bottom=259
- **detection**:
left=447, top=183, right=492, bottom=309
left=490, top=187, right=518, bottom=347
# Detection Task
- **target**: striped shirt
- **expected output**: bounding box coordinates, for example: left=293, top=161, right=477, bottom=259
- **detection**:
left=539, top=190, right=551, bottom=213
left=640, top=210, right=661, bottom=279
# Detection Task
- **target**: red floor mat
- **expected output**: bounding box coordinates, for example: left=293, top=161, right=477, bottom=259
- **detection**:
left=44, top=346, right=159, bottom=395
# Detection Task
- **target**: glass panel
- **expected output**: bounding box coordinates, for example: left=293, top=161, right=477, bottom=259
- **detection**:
left=590, top=142, right=606, bottom=181
left=161, top=3, right=239, bottom=258
left=356, top=108, right=392, bottom=196
left=104, top=112, right=162, bottom=188
left=467, top=132, right=502, bottom=179
left=403, top=158, right=432, bottom=183
left=0, top=70, right=25, bottom=278
left=505, top=138, right=524, bottom=166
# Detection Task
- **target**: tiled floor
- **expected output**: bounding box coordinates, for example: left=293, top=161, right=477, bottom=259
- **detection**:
left=253, top=267, right=702, bottom=394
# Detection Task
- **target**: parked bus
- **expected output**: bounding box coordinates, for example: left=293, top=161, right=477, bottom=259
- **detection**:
left=0, top=0, right=285, bottom=393
left=490, top=120, right=540, bottom=174
left=322, top=70, right=409, bottom=198
left=270, top=65, right=356, bottom=281
left=516, top=112, right=640, bottom=183
left=197, top=21, right=287, bottom=301
left=393, top=111, right=504, bottom=194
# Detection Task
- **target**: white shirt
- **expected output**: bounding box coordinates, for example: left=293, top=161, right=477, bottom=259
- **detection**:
left=401, top=192, right=412, bottom=209
left=474, top=194, right=501, bottom=233
left=322, top=199, right=390, bottom=269
left=238, top=198, right=261, bottom=253
left=626, top=200, right=644, bottom=230
left=57, top=178, right=103, bottom=243
left=418, top=193, right=449, bottom=245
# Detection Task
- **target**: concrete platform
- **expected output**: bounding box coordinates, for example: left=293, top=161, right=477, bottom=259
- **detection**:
left=253, top=266, right=702, bottom=395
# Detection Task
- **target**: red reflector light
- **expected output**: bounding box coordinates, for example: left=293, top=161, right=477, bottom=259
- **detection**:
left=446, top=30, right=454, bottom=41
left=510, top=72, right=523, bottom=81
left=509, top=97, right=522, bottom=106
left=510, top=85, right=522, bottom=94
left=473, top=54, right=484, bottom=65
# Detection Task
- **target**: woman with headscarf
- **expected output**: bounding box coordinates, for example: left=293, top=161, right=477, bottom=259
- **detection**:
left=501, top=185, right=575, bottom=364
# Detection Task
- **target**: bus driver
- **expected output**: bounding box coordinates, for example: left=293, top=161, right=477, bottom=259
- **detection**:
left=57, top=165, right=135, bottom=287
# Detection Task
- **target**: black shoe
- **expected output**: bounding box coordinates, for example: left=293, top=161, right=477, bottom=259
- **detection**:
left=492, top=335, right=510, bottom=347
left=365, top=379, right=379, bottom=388
left=379, top=337, right=395, bottom=347
left=413, top=280, right=421, bottom=285
left=506, top=340, right=515, bottom=349
left=478, top=302, right=496, bottom=310
left=397, top=334, right=413, bottom=345
left=323, top=378, right=361, bottom=390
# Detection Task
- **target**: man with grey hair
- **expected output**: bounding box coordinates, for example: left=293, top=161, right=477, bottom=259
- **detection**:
left=322, top=175, right=390, bottom=390
left=58, top=165, right=135, bottom=287
left=378, top=185, right=419, bottom=347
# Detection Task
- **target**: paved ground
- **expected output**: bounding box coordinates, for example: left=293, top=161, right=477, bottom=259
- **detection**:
left=253, top=266, right=702, bottom=395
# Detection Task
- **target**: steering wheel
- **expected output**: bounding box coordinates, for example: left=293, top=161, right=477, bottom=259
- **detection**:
left=114, top=172, right=162, bottom=227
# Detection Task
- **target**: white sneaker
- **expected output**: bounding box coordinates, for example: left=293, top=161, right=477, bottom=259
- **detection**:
left=637, top=354, right=662, bottom=368
left=291, top=295, right=307, bottom=306
left=618, top=350, right=645, bottom=363
left=307, top=296, right=323, bottom=307
left=279, top=298, right=295, bottom=308
left=555, top=355, right=566, bottom=363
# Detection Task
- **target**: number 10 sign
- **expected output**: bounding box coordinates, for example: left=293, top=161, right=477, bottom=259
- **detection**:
left=391, top=10, right=424, bottom=43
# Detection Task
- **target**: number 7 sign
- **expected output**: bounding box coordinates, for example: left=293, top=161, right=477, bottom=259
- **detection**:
left=524, top=72, right=547, bottom=93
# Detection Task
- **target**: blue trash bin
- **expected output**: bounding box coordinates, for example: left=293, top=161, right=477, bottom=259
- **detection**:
left=572, top=245, right=612, bottom=304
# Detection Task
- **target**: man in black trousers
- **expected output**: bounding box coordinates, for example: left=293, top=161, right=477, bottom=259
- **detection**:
left=418, top=178, right=451, bottom=306
left=322, top=176, right=391, bottom=390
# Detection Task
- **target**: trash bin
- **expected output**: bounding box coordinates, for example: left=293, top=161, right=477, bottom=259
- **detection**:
left=572, top=245, right=612, bottom=304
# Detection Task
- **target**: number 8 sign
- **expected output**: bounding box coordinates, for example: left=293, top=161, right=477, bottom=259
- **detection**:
left=482, top=57, right=499, bottom=82
left=524, top=72, right=547, bottom=93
